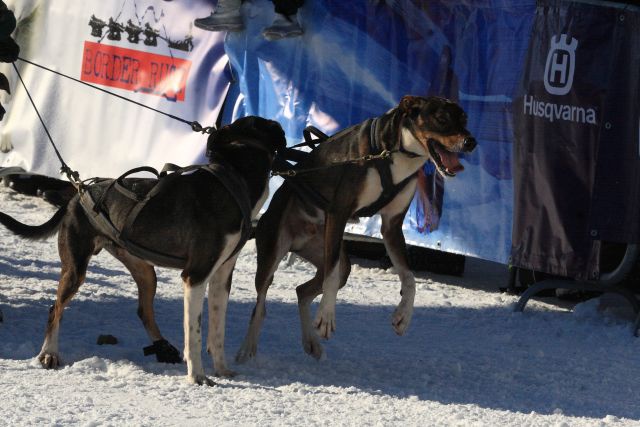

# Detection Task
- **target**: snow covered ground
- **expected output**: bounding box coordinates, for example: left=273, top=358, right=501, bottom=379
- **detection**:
left=1, top=184, right=640, bottom=426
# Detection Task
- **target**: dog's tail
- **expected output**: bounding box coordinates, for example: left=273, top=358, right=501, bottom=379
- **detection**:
left=0, top=205, right=67, bottom=240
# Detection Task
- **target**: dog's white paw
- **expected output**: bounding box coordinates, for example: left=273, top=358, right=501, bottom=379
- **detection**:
left=38, top=352, right=61, bottom=369
left=302, top=335, right=324, bottom=360
left=188, top=374, right=216, bottom=386
left=313, top=307, right=336, bottom=340
left=391, top=304, right=414, bottom=336
left=0, top=135, right=12, bottom=153
left=235, top=342, right=257, bottom=364
left=214, top=367, right=237, bottom=378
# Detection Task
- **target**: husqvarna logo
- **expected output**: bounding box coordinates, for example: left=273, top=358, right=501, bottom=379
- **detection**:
left=544, top=34, right=578, bottom=96
left=522, top=32, right=597, bottom=126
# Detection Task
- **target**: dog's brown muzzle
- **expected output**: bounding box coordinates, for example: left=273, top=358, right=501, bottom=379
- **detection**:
left=427, top=133, right=476, bottom=177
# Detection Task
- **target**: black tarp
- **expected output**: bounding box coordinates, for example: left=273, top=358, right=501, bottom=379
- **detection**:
left=511, top=0, right=640, bottom=280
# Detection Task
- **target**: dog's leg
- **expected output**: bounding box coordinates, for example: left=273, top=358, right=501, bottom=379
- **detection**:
left=108, top=248, right=163, bottom=341
left=39, top=234, right=94, bottom=369
left=381, top=211, right=416, bottom=336
left=236, top=218, right=293, bottom=363
left=314, top=212, right=351, bottom=339
left=294, top=232, right=346, bottom=359
left=182, top=279, right=212, bottom=386
left=207, top=254, right=238, bottom=377
left=108, top=247, right=181, bottom=363
left=296, top=272, right=324, bottom=358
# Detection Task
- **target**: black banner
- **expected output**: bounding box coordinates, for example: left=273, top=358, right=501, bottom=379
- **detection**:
left=511, top=0, right=640, bottom=280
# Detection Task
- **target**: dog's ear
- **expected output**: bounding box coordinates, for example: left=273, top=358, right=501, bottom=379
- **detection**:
left=206, top=127, right=225, bottom=158
left=265, top=119, right=286, bottom=152
left=207, top=125, right=230, bottom=145
left=399, top=95, right=421, bottom=113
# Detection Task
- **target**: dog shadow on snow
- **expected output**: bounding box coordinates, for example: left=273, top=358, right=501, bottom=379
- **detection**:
left=0, top=255, right=131, bottom=286
left=2, top=273, right=640, bottom=422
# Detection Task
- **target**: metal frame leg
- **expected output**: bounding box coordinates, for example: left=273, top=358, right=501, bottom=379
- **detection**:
left=513, top=244, right=640, bottom=335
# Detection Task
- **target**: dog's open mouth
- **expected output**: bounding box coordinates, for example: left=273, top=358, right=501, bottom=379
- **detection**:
left=427, top=138, right=464, bottom=177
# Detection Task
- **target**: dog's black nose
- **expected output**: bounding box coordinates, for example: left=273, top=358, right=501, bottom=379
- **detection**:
left=463, top=136, right=477, bottom=152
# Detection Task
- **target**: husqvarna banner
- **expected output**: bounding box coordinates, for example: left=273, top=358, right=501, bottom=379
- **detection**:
left=512, top=0, right=640, bottom=279
left=0, top=0, right=230, bottom=178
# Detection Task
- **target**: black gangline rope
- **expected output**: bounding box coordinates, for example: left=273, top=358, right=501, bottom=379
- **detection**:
left=17, top=57, right=214, bottom=134
left=12, top=62, right=82, bottom=185
left=12, top=57, right=216, bottom=187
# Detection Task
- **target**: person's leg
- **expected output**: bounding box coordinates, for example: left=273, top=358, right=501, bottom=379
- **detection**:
left=262, top=0, right=304, bottom=41
left=273, top=0, right=303, bottom=16
left=194, top=0, right=243, bottom=32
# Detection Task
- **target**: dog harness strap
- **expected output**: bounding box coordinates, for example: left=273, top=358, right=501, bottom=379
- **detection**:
left=302, top=126, right=329, bottom=149
left=272, top=156, right=330, bottom=210
left=114, top=166, right=160, bottom=201
left=79, top=161, right=253, bottom=268
left=369, top=117, right=382, bottom=152
left=79, top=190, right=124, bottom=241
left=79, top=187, right=188, bottom=268
left=355, top=117, right=417, bottom=217
left=118, top=163, right=213, bottom=243
left=354, top=173, right=418, bottom=217
left=120, top=162, right=252, bottom=263
left=202, top=163, right=253, bottom=257
left=356, top=117, right=408, bottom=217
left=160, top=163, right=182, bottom=175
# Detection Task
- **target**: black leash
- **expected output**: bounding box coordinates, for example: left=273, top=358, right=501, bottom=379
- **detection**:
left=17, top=57, right=216, bottom=134
left=12, top=62, right=82, bottom=187
left=271, top=149, right=396, bottom=177
left=271, top=121, right=399, bottom=177
left=12, top=58, right=218, bottom=189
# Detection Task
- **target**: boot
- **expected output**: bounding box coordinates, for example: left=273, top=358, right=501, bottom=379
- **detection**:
left=262, top=13, right=303, bottom=41
left=194, top=0, right=243, bottom=32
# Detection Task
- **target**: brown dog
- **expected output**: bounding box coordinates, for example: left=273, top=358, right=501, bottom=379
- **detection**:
left=0, top=116, right=286, bottom=386
left=236, top=96, right=476, bottom=362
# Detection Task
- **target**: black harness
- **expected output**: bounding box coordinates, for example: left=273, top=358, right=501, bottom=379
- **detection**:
left=277, top=117, right=419, bottom=217
left=354, top=117, right=419, bottom=217
left=79, top=162, right=252, bottom=268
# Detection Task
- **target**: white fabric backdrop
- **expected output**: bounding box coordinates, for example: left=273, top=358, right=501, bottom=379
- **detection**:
left=0, top=0, right=229, bottom=179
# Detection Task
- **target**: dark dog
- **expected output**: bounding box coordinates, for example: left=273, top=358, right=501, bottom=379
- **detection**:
left=236, top=96, right=476, bottom=362
left=0, top=116, right=286, bottom=386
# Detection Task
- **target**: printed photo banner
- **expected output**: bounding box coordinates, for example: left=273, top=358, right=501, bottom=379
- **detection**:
left=0, top=0, right=230, bottom=178
left=223, top=0, right=537, bottom=264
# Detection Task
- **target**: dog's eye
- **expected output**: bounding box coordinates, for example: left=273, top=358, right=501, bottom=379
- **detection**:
left=433, top=114, right=449, bottom=127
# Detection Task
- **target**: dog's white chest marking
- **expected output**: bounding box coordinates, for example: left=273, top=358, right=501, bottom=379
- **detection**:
left=251, top=185, right=270, bottom=219
left=355, top=130, right=427, bottom=212
left=400, top=128, right=428, bottom=158
left=355, top=169, right=384, bottom=211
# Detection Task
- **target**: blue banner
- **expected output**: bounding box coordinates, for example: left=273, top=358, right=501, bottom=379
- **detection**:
left=224, top=0, right=536, bottom=264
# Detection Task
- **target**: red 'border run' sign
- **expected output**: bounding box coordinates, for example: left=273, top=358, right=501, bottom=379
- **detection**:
left=81, top=41, right=191, bottom=102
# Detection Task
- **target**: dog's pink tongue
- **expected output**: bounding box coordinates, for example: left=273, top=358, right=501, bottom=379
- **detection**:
left=437, top=148, right=464, bottom=174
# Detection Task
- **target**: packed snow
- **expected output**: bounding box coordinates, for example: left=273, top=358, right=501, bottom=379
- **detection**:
left=1, top=184, right=640, bottom=426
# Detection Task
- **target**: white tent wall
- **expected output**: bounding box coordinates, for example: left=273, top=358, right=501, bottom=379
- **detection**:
left=0, top=0, right=230, bottom=179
